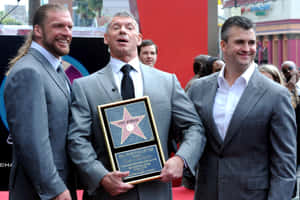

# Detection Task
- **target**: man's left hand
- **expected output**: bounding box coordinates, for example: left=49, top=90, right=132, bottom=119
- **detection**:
left=160, top=155, right=184, bottom=182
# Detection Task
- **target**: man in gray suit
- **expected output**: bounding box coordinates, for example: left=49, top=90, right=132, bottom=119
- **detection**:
left=68, top=11, right=206, bottom=200
left=188, top=16, right=297, bottom=200
left=4, top=4, right=76, bottom=200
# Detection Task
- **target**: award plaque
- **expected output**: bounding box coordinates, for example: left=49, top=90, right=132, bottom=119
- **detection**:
left=97, top=96, right=166, bottom=184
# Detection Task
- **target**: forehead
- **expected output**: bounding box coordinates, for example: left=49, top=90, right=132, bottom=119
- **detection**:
left=227, top=26, right=256, bottom=41
left=45, top=10, right=72, bottom=23
left=110, top=16, right=137, bottom=27
left=141, top=45, right=156, bottom=52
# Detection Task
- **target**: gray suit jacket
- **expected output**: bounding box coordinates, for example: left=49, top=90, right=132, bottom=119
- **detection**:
left=188, top=69, right=297, bottom=200
left=4, top=48, right=76, bottom=200
left=68, top=63, right=206, bottom=200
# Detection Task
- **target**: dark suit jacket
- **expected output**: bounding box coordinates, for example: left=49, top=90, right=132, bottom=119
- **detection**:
left=68, top=63, right=206, bottom=200
left=188, top=69, right=297, bottom=200
left=4, top=48, right=76, bottom=200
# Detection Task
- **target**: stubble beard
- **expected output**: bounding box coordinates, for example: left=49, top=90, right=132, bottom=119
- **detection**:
left=42, top=36, right=70, bottom=57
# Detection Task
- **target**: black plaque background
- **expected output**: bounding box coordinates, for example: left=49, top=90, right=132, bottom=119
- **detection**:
left=0, top=35, right=110, bottom=190
left=99, top=97, right=165, bottom=184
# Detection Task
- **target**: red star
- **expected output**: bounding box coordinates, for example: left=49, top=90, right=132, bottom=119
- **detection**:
left=110, top=107, right=146, bottom=144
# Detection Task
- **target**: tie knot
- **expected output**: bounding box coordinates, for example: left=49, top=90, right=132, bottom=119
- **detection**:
left=57, top=64, right=63, bottom=73
left=121, top=64, right=133, bottom=75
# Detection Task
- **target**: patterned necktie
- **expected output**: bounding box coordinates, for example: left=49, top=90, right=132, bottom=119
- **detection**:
left=57, top=65, right=70, bottom=94
left=121, top=64, right=135, bottom=100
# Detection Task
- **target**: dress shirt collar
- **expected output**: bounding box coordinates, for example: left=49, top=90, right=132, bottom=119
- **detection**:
left=217, top=62, right=256, bottom=88
left=31, top=41, right=61, bottom=71
left=110, top=56, right=141, bottom=74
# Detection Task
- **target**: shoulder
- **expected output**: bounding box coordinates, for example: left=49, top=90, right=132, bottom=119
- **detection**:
left=6, top=54, right=42, bottom=82
left=10, top=53, right=40, bottom=73
left=72, top=72, right=98, bottom=86
left=252, top=69, right=288, bottom=95
left=141, top=64, right=175, bottom=80
left=190, top=72, right=218, bottom=88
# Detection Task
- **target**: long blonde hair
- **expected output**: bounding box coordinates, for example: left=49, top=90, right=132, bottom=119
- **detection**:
left=7, top=32, right=33, bottom=72
left=258, top=64, right=285, bottom=85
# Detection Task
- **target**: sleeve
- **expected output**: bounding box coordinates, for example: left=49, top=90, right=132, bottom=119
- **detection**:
left=170, top=74, right=206, bottom=175
left=4, top=69, right=66, bottom=199
left=268, top=88, right=297, bottom=200
left=67, top=79, right=109, bottom=193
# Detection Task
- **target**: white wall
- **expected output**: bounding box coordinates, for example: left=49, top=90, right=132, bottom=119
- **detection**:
left=102, top=0, right=130, bottom=16
left=224, top=0, right=300, bottom=23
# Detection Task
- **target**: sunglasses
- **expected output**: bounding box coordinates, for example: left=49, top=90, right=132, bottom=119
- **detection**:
left=282, top=66, right=294, bottom=73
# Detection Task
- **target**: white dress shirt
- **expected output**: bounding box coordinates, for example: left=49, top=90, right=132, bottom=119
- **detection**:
left=110, top=56, right=144, bottom=98
left=31, top=41, right=70, bottom=93
left=213, top=63, right=256, bottom=140
left=31, top=41, right=61, bottom=71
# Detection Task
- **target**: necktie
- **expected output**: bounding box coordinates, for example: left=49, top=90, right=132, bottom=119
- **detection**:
left=57, top=65, right=70, bottom=94
left=121, top=64, right=135, bottom=100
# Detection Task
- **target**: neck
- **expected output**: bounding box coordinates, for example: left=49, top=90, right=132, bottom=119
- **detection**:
left=112, top=55, right=136, bottom=63
left=224, top=64, right=249, bottom=86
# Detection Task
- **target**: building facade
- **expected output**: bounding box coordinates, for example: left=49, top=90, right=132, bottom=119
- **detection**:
left=223, top=0, right=300, bottom=68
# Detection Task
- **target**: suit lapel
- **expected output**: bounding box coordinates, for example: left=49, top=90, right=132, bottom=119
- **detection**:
left=96, top=64, right=122, bottom=101
left=203, top=74, right=224, bottom=148
left=222, top=70, right=267, bottom=149
left=29, top=48, right=70, bottom=101
left=140, top=64, right=153, bottom=97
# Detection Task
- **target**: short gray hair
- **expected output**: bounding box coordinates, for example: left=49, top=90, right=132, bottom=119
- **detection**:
left=106, top=11, right=139, bottom=33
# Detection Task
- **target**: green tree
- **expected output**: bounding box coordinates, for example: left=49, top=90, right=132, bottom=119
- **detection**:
left=76, top=0, right=103, bottom=26
left=0, top=11, right=22, bottom=25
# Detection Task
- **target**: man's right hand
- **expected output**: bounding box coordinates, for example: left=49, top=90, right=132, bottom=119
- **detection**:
left=53, top=189, right=72, bottom=200
left=100, top=171, right=134, bottom=196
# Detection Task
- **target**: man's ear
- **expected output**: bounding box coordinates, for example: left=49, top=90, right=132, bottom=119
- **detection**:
left=104, top=33, right=108, bottom=45
left=220, top=40, right=226, bottom=52
left=33, top=24, right=42, bottom=39
left=137, top=33, right=143, bottom=46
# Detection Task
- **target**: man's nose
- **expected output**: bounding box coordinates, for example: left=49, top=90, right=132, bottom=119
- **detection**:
left=63, top=26, right=72, bottom=36
left=119, top=26, right=128, bottom=33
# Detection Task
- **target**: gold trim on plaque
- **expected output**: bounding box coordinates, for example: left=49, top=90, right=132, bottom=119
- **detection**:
left=97, top=96, right=165, bottom=184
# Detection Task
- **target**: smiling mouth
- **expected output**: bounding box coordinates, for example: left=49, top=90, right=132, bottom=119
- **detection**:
left=239, top=53, right=251, bottom=57
left=57, top=39, right=70, bottom=46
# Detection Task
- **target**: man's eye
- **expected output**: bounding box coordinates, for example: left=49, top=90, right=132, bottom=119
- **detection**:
left=112, top=25, right=120, bottom=30
left=127, top=25, right=134, bottom=30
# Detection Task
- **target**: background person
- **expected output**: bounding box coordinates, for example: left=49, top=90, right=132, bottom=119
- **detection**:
left=258, top=64, right=285, bottom=85
left=138, top=39, right=158, bottom=67
left=208, top=57, right=224, bottom=73
left=4, top=4, right=76, bottom=200
left=185, top=55, right=224, bottom=92
left=281, top=60, right=300, bottom=107
left=184, top=54, right=210, bottom=91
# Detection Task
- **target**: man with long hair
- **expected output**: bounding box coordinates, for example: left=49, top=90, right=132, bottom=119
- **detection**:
left=4, top=4, right=76, bottom=200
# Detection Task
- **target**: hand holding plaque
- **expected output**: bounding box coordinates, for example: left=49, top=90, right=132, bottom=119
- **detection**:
left=160, top=155, right=184, bottom=182
left=98, top=96, right=165, bottom=184
left=100, top=171, right=134, bottom=196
